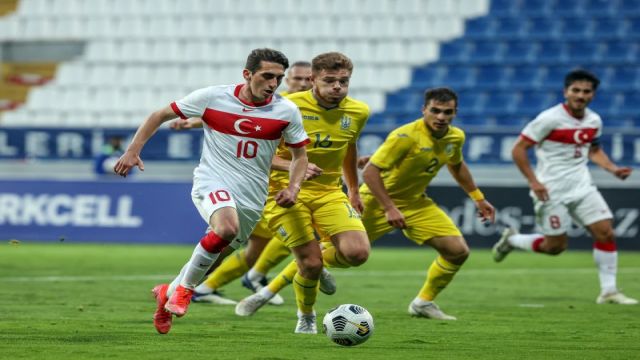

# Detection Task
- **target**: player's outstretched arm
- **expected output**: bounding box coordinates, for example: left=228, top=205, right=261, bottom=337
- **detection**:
left=113, top=106, right=178, bottom=177
left=274, top=146, right=308, bottom=208
left=271, top=155, right=323, bottom=180
left=447, top=161, right=496, bottom=223
left=343, top=143, right=364, bottom=214
left=362, top=162, right=406, bottom=229
left=512, top=137, right=549, bottom=201
left=589, top=144, right=632, bottom=180
left=169, top=117, right=204, bottom=130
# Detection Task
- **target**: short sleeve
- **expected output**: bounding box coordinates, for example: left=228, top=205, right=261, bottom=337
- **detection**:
left=172, top=87, right=211, bottom=119
left=349, top=103, right=370, bottom=144
left=448, top=132, right=465, bottom=165
left=369, top=130, right=414, bottom=170
left=521, top=113, right=556, bottom=144
left=284, top=108, right=310, bottom=148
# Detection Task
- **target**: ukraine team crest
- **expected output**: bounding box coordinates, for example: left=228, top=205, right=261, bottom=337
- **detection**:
left=340, top=115, right=352, bottom=130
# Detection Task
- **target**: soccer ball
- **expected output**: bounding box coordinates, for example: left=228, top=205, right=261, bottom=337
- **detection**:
left=322, top=304, right=374, bottom=346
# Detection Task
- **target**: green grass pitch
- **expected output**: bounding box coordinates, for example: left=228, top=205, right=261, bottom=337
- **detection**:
left=1, top=242, right=639, bottom=359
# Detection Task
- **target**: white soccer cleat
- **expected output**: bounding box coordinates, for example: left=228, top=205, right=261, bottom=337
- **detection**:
left=294, top=312, right=317, bottom=334
left=596, top=291, right=639, bottom=305
left=492, top=227, right=517, bottom=263
left=235, top=293, right=270, bottom=316
left=191, top=290, right=237, bottom=305
left=319, top=267, right=337, bottom=295
left=241, top=274, right=285, bottom=305
left=408, top=300, right=457, bottom=320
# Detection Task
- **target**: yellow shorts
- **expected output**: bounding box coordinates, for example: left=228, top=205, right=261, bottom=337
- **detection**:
left=251, top=215, right=272, bottom=239
left=361, top=194, right=461, bottom=245
left=266, top=189, right=366, bottom=248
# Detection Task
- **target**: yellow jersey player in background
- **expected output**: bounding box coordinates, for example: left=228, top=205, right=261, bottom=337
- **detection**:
left=361, top=87, right=495, bottom=320
left=235, top=52, right=371, bottom=334
left=175, top=61, right=315, bottom=306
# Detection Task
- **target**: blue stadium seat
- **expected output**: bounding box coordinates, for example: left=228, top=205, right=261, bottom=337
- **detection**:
left=495, top=114, right=531, bottom=127
left=440, top=40, right=471, bottom=63
left=441, top=66, right=476, bottom=88
left=527, top=18, right=562, bottom=40
left=411, top=66, right=444, bottom=88
left=511, top=66, right=544, bottom=89
left=602, top=41, right=638, bottom=63
left=592, top=18, right=627, bottom=40
left=515, top=91, right=558, bottom=115
left=583, top=0, right=618, bottom=16
left=467, top=41, right=505, bottom=64
left=475, top=65, right=511, bottom=89
left=550, top=0, right=587, bottom=17
left=464, top=18, right=496, bottom=39
left=618, top=92, right=640, bottom=116
left=385, top=92, right=423, bottom=114
left=483, top=91, right=519, bottom=115
left=503, top=41, right=538, bottom=64
left=537, top=42, right=568, bottom=64
left=495, top=18, right=527, bottom=38
left=567, top=41, right=603, bottom=63
left=606, top=66, right=639, bottom=90
left=457, top=90, right=487, bottom=116
left=521, top=0, right=554, bottom=16
left=628, top=18, right=640, bottom=39
left=539, top=65, right=575, bottom=88
left=561, top=18, right=594, bottom=40
left=589, top=92, right=618, bottom=115
left=619, top=0, right=640, bottom=16
left=489, top=0, right=522, bottom=16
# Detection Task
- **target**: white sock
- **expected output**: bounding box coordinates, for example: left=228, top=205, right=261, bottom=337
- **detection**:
left=247, top=268, right=266, bottom=282
left=167, top=264, right=188, bottom=297
left=258, top=286, right=275, bottom=299
left=509, top=233, right=543, bottom=251
left=194, top=283, right=214, bottom=294
left=593, top=248, right=618, bottom=295
left=412, top=297, right=433, bottom=306
left=180, top=243, right=220, bottom=290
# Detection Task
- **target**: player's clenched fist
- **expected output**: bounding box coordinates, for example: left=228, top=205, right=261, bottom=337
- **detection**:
left=113, top=151, right=144, bottom=177
left=274, top=186, right=299, bottom=208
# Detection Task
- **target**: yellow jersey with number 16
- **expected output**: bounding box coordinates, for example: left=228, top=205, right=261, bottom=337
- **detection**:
left=270, top=90, right=369, bottom=193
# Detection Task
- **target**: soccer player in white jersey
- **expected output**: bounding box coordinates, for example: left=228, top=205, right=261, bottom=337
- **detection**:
left=492, top=69, right=637, bottom=305
left=113, top=48, right=310, bottom=334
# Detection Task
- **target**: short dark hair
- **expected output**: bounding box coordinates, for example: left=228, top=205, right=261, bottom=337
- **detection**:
left=424, top=87, right=458, bottom=107
left=245, top=48, right=289, bottom=73
left=290, top=61, right=311, bottom=68
left=311, top=52, right=353, bottom=74
left=564, top=69, right=600, bottom=90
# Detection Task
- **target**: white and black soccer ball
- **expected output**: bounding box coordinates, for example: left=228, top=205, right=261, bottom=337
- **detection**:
left=322, top=304, right=374, bottom=346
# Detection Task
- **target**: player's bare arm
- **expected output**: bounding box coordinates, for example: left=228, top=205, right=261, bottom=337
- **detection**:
left=170, top=117, right=204, bottom=130
left=271, top=155, right=323, bottom=180
left=512, top=136, right=549, bottom=201
left=362, top=162, right=407, bottom=229
left=343, top=143, right=364, bottom=214
left=274, top=146, right=308, bottom=208
left=589, top=144, right=632, bottom=180
left=447, top=161, right=496, bottom=223
left=114, top=105, right=178, bottom=177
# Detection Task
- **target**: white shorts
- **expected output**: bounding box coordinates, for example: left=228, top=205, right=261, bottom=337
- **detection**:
left=191, top=181, right=263, bottom=249
left=533, top=187, right=613, bottom=236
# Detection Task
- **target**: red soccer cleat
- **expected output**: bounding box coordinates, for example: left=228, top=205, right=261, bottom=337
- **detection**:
left=152, top=284, right=172, bottom=334
left=164, top=285, right=194, bottom=317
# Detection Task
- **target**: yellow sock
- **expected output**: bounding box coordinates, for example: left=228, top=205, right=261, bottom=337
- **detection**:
left=254, top=239, right=291, bottom=274
left=202, top=249, right=249, bottom=290
left=418, top=256, right=461, bottom=301
left=267, top=259, right=297, bottom=293
left=322, top=246, right=350, bottom=268
left=293, top=272, right=319, bottom=314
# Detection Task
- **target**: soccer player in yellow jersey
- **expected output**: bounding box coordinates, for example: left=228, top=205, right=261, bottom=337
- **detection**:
left=171, top=62, right=315, bottom=305
left=362, top=87, right=495, bottom=319
left=235, top=52, right=371, bottom=334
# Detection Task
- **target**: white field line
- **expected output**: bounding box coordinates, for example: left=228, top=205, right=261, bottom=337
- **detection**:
left=1, top=267, right=639, bottom=283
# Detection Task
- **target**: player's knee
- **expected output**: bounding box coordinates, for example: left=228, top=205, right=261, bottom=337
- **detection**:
left=213, top=221, right=239, bottom=241
left=546, top=243, right=567, bottom=255
left=594, top=228, right=615, bottom=243
left=298, top=256, right=323, bottom=276
left=343, top=248, right=369, bottom=267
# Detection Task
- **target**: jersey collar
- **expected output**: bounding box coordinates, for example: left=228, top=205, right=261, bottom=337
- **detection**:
left=234, top=84, right=273, bottom=107
left=562, top=103, right=585, bottom=120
